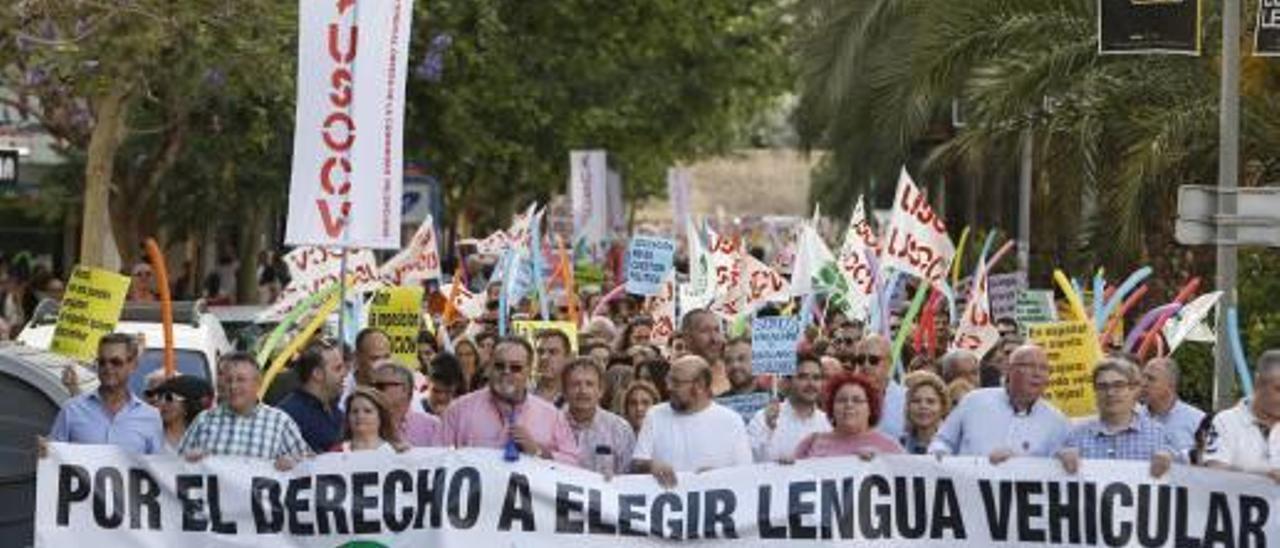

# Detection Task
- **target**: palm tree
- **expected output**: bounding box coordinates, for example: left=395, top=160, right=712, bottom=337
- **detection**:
left=794, top=0, right=1280, bottom=286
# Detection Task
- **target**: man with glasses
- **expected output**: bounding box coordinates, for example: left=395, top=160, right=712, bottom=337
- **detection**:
left=441, top=337, right=578, bottom=463
left=827, top=322, right=862, bottom=359
left=1055, top=358, right=1178, bottom=477
left=179, top=353, right=310, bottom=470
left=848, top=335, right=907, bottom=439
left=747, top=353, right=830, bottom=462
left=45, top=333, right=164, bottom=454
left=929, top=344, right=1070, bottom=462
left=128, top=263, right=157, bottom=302
left=277, top=341, right=347, bottom=452
left=632, top=355, right=752, bottom=488
left=373, top=362, right=442, bottom=447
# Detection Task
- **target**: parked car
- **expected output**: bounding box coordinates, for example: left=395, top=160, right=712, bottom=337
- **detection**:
left=17, top=300, right=232, bottom=396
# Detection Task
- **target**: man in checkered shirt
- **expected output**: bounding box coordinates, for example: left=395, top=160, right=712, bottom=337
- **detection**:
left=1055, top=357, right=1180, bottom=478
left=179, top=352, right=310, bottom=471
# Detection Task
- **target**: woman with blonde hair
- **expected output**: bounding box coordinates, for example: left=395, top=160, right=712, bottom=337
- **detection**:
left=900, top=371, right=952, bottom=454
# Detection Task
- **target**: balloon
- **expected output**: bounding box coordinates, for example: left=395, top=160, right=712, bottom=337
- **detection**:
left=1124, top=303, right=1182, bottom=353
left=1097, top=267, right=1153, bottom=331
left=1227, top=306, right=1254, bottom=398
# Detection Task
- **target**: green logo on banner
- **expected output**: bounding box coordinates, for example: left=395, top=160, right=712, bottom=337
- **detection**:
left=337, top=541, right=389, bottom=548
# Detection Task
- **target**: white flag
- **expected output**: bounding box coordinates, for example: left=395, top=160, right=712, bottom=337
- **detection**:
left=570, top=151, right=608, bottom=246
left=836, top=197, right=880, bottom=321
left=880, top=168, right=955, bottom=287
left=285, top=0, right=413, bottom=249
left=742, top=251, right=789, bottom=310
left=443, top=282, right=486, bottom=320
left=790, top=224, right=836, bottom=298
left=1164, top=291, right=1223, bottom=353
left=645, top=270, right=678, bottom=347
left=259, top=247, right=381, bottom=321
left=379, top=215, right=443, bottom=286
left=707, top=230, right=746, bottom=321
left=951, top=259, right=1000, bottom=358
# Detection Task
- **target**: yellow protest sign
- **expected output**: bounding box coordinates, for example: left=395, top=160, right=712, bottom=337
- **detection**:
left=50, top=266, right=131, bottom=361
left=511, top=320, right=579, bottom=354
left=367, top=287, right=424, bottom=368
left=1028, top=320, right=1102, bottom=418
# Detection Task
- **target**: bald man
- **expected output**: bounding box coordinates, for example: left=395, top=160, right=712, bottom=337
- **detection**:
left=632, top=355, right=752, bottom=487
left=928, top=345, right=1070, bottom=462
left=849, top=335, right=907, bottom=439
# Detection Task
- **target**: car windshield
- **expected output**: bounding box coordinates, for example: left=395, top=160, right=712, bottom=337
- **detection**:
left=129, top=349, right=212, bottom=395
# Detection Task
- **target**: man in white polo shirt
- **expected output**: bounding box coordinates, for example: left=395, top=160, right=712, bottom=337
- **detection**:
left=632, top=355, right=752, bottom=487
left=929, top=344, right=1070, bottom=462
left=1204, top=350, right=1280, bottom=479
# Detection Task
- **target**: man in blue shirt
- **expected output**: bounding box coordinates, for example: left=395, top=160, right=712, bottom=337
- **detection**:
left=1140, top=357, right=1205, bottom=456
left=277, top=341, right=347, bottom=452
left=1057, top=357, right=1178, bottom=477
left=44, top=333, right=164, bottom=455
left=929, top=344, right=1070, bottom=462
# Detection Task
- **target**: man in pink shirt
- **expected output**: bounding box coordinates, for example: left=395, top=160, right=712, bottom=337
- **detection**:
left=373, top=362, right=442, bottom=447
left=441, top=337, right=578, bottom=463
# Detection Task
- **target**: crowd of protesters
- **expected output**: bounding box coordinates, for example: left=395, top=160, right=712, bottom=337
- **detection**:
left=37, top=268, right=1280, bottom=489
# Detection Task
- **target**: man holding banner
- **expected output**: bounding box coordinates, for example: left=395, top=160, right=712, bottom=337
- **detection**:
left=747, top=353, right=830, bottom=462
left=1204, top=350, right=1280, bottom=478
left=1055, top=358, right=1178, bottom=478
left=441, top=337, right=579, bottom=463
left=45, top=333, right=163, bottom=455
left=632, top=355, right=752, bottom=487
left=178, top=353, right=311, bottom=471
left=929, top=344, right=1070, bottom=461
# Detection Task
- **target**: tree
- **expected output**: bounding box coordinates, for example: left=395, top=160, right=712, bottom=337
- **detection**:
left=0, top=0, right=294, bottom=268
left=405, top=0, right=792, bottom=236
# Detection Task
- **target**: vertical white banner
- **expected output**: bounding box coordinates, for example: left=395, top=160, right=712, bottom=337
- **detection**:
left=667, top=167, right=691, bottom=239
left=880, top=168, right=955, bottom=287
left=286, top=0, right=413, bottom=249
left=607, top=169, right=626, bottom=239
left=569, top=150, right=608, bottom=246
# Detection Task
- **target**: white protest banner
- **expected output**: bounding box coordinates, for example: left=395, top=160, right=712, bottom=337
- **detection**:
left=1015, top=289, right=1058, bottom=330
left=880, top=168, right=954, bottom=287
left=707, top=230, right=745, bottom=321
left=625, top=236, right=676, bottom=296
left=742, top=252, right=789, bottom=309
left=41, top=443, right=1280, bottom=547
left=260, top=247, right=381, bottom=321
left=951, top=259, right=999, bottom=359
left=379, top=214, right=442, bottom=286
left=1164, top=290, right=1223, bottom=353
left=668, top=167, right=691, bottom=238
left=442, top=282, right=486, bottom=320
left=570, top=151, right=608, bottom=246
left=682, top=218, right=714, bottom=313
left=285, top=0, right=412, bottom=249
left=751, top=316, right=802, bottom=375
left=607, top=169, right=626, bottom=239
left=645, top=270, right=677, bottom=346
left=987, top=271, right=1027, bottom=321
left=834, top=198, right=879, bottom=320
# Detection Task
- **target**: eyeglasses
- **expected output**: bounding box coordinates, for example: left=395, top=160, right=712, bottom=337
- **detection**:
left=373, top=381, right=406, bottom=391
left=1094, top=381, right=1132, bottom=394
left=850, top=354, right=883, bottom=367
left=492, top=361, right=526, bottom=374
left=156, top=392, right=186, bottom=403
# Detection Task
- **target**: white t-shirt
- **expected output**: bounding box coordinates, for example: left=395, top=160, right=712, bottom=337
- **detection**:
left=747, top=401, right=831, bottom=462
left=1204, top=399, right=1280, bottom=474
left=633, top=402, right=752, bottom=472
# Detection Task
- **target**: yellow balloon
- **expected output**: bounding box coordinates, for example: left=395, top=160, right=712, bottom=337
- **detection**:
left=258, top=291, right=341, bottom=399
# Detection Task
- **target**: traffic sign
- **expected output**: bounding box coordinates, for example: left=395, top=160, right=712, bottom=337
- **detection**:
left=1175, top=185, right=1280, bottom=247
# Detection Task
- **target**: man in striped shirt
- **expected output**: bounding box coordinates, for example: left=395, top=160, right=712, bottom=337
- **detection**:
left=178, top=352, right=310, bottom=470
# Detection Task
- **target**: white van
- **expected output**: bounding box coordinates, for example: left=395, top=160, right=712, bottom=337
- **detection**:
left=17, top=300, right=232, bottom=396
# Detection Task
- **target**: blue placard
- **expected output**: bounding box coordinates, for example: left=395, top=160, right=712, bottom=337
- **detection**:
left=624, top=236, right=676, bottom=296
left=751, top=316, right=802, bottom=375
left=715, top=392, right=772, bottom=424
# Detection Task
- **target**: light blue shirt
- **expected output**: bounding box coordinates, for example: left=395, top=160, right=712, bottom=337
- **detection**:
left=1141, top=399, right=1206, bottom=455
left=49, top=391, right=164, bottom=454
left=877, top=381, right=907, bottom=440
left=928, top=387, right=1069, bottom=457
